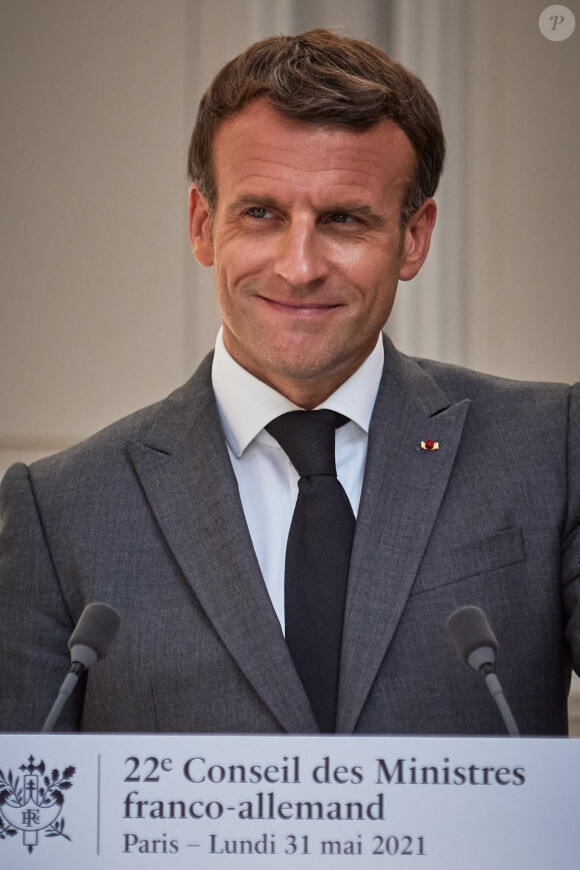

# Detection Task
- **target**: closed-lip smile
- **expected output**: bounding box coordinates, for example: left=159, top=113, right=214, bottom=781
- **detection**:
left=259, top=295, right=342, bottom=312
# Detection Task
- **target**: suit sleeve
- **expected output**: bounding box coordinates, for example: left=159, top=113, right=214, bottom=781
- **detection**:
left=0, top=463, right=82, bottom=732
left=562, top=383, right=580, bottom=675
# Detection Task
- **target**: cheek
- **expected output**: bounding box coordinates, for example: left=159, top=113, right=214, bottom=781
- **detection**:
left=331, top=236, right=400, bottom=278
left=214, top=240, right=273, bottom=290
left=355, top=265, right=400, bottom=325
left=343, top=254, right=397, bottom=298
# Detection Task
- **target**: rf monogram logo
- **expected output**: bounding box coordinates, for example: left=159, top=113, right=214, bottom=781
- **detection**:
left=0, top=755, right=75, bottom=855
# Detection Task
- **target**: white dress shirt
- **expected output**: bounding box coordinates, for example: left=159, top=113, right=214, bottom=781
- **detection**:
left=211, top=329, right=384, bottom=631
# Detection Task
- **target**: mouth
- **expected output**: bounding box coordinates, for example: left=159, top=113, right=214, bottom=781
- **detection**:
left=259, top=296, right=342, bottom=316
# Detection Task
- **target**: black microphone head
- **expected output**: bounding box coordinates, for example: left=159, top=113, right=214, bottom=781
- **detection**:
left=446, top=605, right=499, bottom=666
left=68, top=602, right=121, bottom=661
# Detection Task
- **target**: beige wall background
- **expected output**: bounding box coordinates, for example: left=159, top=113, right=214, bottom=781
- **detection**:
left=1, top=0, right=579, bottom=725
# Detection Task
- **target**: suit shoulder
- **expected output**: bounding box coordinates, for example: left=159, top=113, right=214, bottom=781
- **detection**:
left=392, top=354, right=578, bottom=443
left=25, top=353, right=215, bottom=484
left=412, top=356, right=573, bottom=410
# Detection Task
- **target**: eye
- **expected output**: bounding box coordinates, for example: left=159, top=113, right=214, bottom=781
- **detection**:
left=329, top=212, right=358, bottom=224
left=246, top=207, right=274, bottom=219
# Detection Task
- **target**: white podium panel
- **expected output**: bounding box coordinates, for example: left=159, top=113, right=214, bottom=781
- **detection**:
left=0, top=734, right=578, bottom=869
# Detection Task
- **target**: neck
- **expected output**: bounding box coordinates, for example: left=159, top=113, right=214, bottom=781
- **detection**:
left=263, top=377, right=345, bottom=410
left=220, top=329, right=380, bottom=409
left=243, top=362, right=362, bottom=409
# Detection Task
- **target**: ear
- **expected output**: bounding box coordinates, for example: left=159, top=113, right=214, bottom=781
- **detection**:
left=188, top=185, right=214, bottom=267
left=398, top=198, right=437, bottom=282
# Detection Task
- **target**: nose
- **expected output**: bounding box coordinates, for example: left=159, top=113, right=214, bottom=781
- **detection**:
left=273, top=219, right=328, bottom=288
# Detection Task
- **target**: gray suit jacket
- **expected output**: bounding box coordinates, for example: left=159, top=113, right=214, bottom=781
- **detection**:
left=1, top=338, right=579, bottom=734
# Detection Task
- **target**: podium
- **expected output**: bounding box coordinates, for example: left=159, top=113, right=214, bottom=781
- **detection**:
left=0, top=733, right=578, bottom=868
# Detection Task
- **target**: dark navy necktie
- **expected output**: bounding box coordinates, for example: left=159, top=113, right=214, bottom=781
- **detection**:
left=266, top=409, right=356, bottom=732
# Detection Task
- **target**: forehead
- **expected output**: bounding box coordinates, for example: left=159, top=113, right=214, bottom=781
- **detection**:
left=211, top=99, right=416, bottom=204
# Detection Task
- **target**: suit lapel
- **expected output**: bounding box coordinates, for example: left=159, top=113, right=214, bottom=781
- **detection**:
left=127, top=357, right=317, bottom=733
left=123, top=344, right=470, bottom=735
left=337, top=340, right=470, bottom=732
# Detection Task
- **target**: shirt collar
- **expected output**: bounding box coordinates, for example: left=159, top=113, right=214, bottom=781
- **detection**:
left=212, top=328, right=384, bottom=458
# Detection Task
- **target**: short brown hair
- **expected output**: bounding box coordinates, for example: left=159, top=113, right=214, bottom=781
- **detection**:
left=188, top=29, right=445, bottom=225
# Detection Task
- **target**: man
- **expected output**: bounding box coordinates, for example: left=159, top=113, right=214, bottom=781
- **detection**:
left=0, top=30, right=578, bottom=735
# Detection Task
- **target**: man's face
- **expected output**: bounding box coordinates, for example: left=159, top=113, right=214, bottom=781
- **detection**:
left=190, top=99, right=436, bottom=407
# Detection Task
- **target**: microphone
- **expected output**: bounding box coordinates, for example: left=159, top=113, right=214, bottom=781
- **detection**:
left=446, top=605, right=520, bottom=736
left=41, top=603, right=120, bottom=732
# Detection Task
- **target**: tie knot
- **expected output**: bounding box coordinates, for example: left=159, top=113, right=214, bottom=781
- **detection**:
left=266, top=409, right=348, bottom=478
